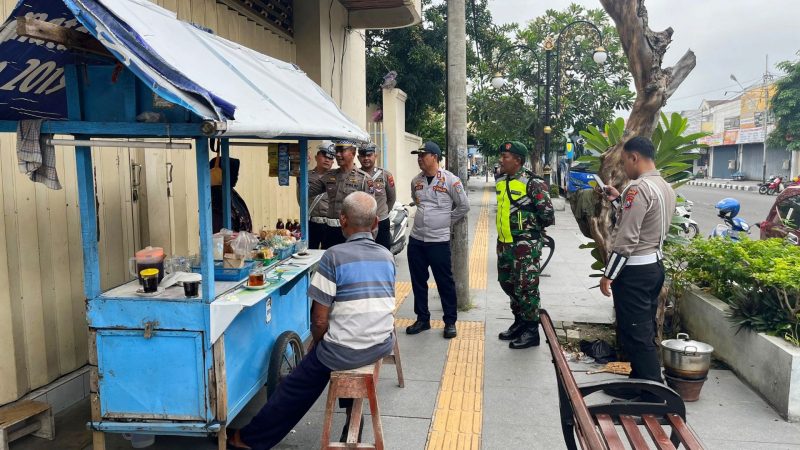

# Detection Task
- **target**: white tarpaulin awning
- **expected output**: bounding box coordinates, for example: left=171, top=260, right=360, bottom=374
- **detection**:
left=0, top=0, right=369, bottom=142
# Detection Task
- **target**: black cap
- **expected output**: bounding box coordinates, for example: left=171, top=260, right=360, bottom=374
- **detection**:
left=411, top=141, right=441, bottom=156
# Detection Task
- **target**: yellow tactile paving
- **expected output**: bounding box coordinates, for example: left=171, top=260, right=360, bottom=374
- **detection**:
left=394, top=281, right=412, bottom=314
left=468, top=189, right=491, bottom=290
left=424, top=320, right=485, bottom=450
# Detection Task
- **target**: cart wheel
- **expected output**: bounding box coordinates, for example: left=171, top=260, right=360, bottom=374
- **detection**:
left=266, top=331, right=304, bottom=398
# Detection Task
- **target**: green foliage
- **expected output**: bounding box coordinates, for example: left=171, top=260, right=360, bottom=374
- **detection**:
left=768, top=51, right=800, bottom=152
left=365, top=1, right=448, bottom=134
left=468, top=3, right=634, bottom=158
left=549, top=183, right=560, bottom=198
left=578, top=112, right=708, bottom=188
left=675, top=237, right=800, bottom=345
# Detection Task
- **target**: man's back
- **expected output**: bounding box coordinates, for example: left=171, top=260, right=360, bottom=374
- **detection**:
left=308, top=232, right=395, bottom=370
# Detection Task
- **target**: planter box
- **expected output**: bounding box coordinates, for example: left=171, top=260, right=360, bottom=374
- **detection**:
left=680, top=288, right=800, bottom=421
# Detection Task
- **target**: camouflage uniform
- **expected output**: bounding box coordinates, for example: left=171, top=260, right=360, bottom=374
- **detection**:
left=496, top=168, right=554, bottom=321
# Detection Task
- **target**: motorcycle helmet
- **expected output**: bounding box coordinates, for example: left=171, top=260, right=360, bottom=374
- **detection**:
left=715, top=198, right=740, bottom=219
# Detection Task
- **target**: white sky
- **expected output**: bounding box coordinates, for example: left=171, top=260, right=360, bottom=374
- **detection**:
left=488, top=0, right=799, bottom=113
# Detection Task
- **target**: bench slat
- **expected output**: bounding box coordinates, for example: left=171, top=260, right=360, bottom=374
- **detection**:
left=666, top=413, right=705, bottom=450
left=596, top=414, right=626, bottom=450
left=0, top=401, right=49, bottom=428
left=620, top=415, right=651, bottom=450
left=642, top=415, right=677, bottom=450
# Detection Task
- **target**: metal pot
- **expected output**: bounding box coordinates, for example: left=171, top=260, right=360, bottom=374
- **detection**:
left=661, top=333, right=714, bottom=380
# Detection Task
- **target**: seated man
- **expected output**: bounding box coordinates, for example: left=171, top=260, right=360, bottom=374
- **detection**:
left=227, top=191, right=396, bottom=450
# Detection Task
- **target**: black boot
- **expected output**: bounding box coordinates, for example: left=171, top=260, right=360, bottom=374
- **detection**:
left=498, top=315, right=525, bottom=340
left=509, top=321, right=540, bottom=349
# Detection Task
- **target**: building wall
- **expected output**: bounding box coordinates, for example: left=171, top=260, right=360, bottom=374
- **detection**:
left=0, top=0, right=366, bottom=406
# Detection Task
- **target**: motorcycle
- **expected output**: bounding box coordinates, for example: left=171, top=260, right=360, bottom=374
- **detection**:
left=709, top=198, right=750, bottom=241
left=758, top=175, right=785, bottom=195
left=388, top=202, right=410, bottom=255
left=675, top=198, right=699, bottom=239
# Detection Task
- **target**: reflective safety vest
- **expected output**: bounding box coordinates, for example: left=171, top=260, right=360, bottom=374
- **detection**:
left=495, top=169, right=553, bottom=243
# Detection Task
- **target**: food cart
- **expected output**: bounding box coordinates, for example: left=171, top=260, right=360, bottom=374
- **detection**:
left=0, top=1, right=369, bottom=448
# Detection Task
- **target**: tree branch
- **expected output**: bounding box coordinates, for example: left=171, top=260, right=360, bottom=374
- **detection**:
left=665, top=49, right=697, bottom=98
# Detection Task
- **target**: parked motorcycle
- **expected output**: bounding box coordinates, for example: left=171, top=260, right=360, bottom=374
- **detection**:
left=675, top=198, right=699, bottom=239
left=388, top=202, right=410, bottom=255
left=758, top=175, right=785, bottom=195
left=710, top=198, right=750, bottom=241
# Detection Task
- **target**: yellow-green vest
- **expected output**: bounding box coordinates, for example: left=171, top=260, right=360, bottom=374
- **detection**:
left=496, top=171, right=533, bottom=243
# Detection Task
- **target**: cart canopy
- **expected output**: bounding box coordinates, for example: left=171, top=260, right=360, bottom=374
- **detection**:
left=0, top=0, right=369, bottom=141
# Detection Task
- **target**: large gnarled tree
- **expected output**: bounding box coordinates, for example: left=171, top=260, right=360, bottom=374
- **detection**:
left=589, top=0, right=696, bottom=259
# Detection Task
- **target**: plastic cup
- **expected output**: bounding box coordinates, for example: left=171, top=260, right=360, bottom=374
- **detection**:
left=183, top=281, right=200, bottom=297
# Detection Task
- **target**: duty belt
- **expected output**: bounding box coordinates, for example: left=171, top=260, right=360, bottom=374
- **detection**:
left=626, top=252, right=662, bottom=266
left=323, top=218, right=341, bottom=227
left=310, top=217, right=327, bottom=224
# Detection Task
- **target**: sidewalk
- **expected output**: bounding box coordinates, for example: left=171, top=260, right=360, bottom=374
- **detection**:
left=688, top=178, right=759, bottom=191
left=13, top=180, right=800, bottom=450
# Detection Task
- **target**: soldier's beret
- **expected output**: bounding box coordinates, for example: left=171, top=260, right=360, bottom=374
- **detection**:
left=499, top=141, right=527, bottom=157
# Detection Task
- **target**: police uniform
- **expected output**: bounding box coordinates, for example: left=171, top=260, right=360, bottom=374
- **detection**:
left=605, top=169, right=676, bottom=384
left=363, top=166, right=396, bottom=250
left=405, top=142, right=470, bottom=338
left=308, top=165, right=369, bottom=249
left=495, top=141, right=555, bottom=349
left=300, top=143, right=337, bottom=249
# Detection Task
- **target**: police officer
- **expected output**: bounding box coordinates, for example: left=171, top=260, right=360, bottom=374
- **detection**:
left=600, top=136, right=676, bottom=398
left=358, top=142, right=396, bottom=250
left=495, top=141, right=555, bottom=349
left=308, top=140, right=369, bottom=249
left=299, top=141, right=336, bottom=249
left=405, top=141, right=470, bottom=339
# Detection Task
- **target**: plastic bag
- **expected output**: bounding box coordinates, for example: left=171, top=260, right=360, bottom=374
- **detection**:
left=579, top=339, right=617, bottom=364
left=230, top=231, right=258, bottom=257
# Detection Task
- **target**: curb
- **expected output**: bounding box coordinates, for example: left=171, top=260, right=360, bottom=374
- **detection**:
left=687, top=180, right=757, bottom=192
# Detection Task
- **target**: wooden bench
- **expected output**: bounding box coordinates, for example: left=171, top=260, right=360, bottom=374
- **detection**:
left=321, top=361, right=384, bottom=450
left=539, top=310, right=706, bottom=450
left=0, top=400, right=54, bottom=450
left=382, top=330, right=404, bottom=388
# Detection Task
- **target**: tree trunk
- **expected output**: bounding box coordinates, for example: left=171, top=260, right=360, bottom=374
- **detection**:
left=592, top=0, right=697, bottom=263
left=595, top=0, right=696, bottom=342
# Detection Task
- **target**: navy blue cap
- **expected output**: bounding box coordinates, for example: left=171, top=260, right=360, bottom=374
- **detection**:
left=411, top=141, right=441, bottom=156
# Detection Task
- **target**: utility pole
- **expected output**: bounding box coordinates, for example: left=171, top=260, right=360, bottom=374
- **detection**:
left=761, top=54, right=772, bottom=183
left=446, top=0, right=470, bottom=309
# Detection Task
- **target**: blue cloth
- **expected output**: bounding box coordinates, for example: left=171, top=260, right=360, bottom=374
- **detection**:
left=407, top=237, right=457, bottom=325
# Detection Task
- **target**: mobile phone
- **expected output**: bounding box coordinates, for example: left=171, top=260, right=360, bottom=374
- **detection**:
left=592, top=174, right=607, bottom=191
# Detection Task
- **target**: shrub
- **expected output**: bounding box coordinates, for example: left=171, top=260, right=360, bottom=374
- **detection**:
left=549, top=184, right=560, bottom=198
left=676, top=237, right=800, bottom=345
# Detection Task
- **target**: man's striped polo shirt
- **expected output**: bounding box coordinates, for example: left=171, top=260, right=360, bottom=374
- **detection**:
left=308, top=231, right=395, bottom=370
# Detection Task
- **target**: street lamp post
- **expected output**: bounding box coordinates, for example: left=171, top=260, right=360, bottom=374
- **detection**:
left=491, top=20, right=606, bottom=184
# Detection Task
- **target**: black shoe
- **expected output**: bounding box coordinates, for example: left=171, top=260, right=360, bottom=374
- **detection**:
left=406, top=320, right=431, bottom=335
left=498, top=316, right=525, bottom=340
left=509, top=321, right=540, bottom=349
left=339, top=416, right=365, bottom=442
left=443, top=324, right=457, bottom=339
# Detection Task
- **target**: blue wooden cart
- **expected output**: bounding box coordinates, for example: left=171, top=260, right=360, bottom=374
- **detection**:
left=0, top=1, right=369, bottom=448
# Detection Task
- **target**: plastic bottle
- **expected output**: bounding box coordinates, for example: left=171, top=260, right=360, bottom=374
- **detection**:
left=276, top=218, right=285, bottom=229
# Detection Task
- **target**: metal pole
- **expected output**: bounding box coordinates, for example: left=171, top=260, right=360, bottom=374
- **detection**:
left=762, top=54, right=769, bottom=183
left=544, top=48, right=553, bottom=183
left=447, top=0, right=470, bottom=309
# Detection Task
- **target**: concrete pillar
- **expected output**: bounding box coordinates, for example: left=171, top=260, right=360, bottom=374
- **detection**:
left=381, top=88, right=417, bottom=204
left=792, top=151, right=800, bottom=180
left=293, top=1, right=366, bottom=129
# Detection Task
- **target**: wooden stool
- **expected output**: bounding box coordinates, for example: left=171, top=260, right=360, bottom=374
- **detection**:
left=382, top=330, right=405, bottom=388
left=321, top=361, right=384, bottom=450
left=0, top=400, right=54, bottom=450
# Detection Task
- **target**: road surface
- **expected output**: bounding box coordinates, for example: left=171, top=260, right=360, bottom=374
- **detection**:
left=676, top=185, right=776, bottom=238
